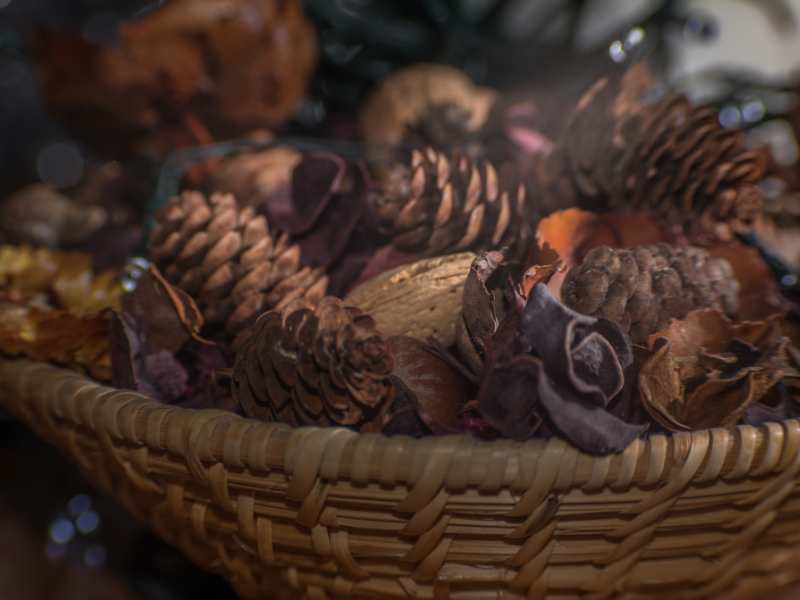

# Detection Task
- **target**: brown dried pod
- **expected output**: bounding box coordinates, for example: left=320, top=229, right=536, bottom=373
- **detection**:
left=345, top=252, right=475, bottom=347
left=232, top=296, right=395, bottom=431
left=562, top=244, right=739, bottom=344
left=388, top=336, right=468, bottom=434
left=372, top=147, right=533, bottom=260
left=535, top=64, right=767, bottom=241
left=148, top=190, right=328, bottom=346
left=210, top=145, right=301, bottom=209
left=639, top=309, right=787, bottom=431
left=360, top=63, right=496, bottom=154
left=1, top=184, right=107, bottom=248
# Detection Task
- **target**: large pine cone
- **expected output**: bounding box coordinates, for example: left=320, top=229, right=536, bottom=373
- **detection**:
left=232, top=296, right=395, bottom=431
left=372, top=147, right=533, bottom=260
left=561, top=244, right=739, bottom=344
left=538, top=66, right=767, bottom=241
left=149, top=191, right=327, bottom=346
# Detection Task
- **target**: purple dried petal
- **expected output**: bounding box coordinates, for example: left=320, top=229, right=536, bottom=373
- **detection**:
left=536, top=370, right=648, bottom=454
left=143, top=350, right=189, bottom=402
left=478, top=355, right=545, bottom=441
left=285, top=153, right=348, bottom=234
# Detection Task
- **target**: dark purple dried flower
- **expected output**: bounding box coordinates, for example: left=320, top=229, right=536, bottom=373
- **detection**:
left=477, top=282, right=646, bottom=454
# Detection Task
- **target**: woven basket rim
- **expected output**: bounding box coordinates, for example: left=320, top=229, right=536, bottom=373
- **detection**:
left=3, top=358, right=797, bottom=495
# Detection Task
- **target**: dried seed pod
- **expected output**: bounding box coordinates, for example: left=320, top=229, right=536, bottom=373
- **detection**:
left=211, top=145, right=301, bottom=209
left=232, top=296, right=395, bottom=431
left=639, top=309, right=787, bottom=431
left=561, top=244, right=739, bottom=344
left=149, top=190, right=327, bottom=346
left=345, top=252, right=475, bottom=347
left=360, top=63, right=496, bottom=154
left=1, top=184, right=107, bottom=248
left=373, top=147, right=533, bottom=259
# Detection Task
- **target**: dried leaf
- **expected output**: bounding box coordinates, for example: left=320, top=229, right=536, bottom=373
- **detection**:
left=0, top=246, right=122, bottom=379
left=639, top=309, right=787, bottom=431
left=0, top=305, right=112, bottom=380
left=707, top=241, right=787, bottom=320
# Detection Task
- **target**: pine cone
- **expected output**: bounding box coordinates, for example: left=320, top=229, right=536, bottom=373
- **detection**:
left=561, top=244, right=739, bottom=344
left=372, top=147, right=533, bottom=259
left=149, top=191, right=327, bottom=346
left=539, top=67, right=767, bottom=240
left=232, top=296, right=395, bottom=431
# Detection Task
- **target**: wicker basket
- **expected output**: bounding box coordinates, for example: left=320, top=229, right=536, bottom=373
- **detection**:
left=3, top=358, right=800, bottom=599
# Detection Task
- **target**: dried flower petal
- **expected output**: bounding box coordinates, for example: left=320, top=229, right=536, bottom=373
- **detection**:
left=639, top=309, right=787, bottom=431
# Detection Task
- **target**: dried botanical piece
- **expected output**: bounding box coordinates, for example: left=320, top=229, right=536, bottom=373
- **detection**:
left=455, top=252, right=643, bottom=453
left=562, top=244, right=739, bottom=344
left=388, top=336, right=468, bottom=434
left=232, top=297, right=395, bottom=431
left=211, top=145, right=301, bottom=210
left=0, top=246, right=122, bottom=379
left=534, top=65, right=767, bottom=241
left=36, top=0, right=317, bottom=157
left=752, top=177, right=800, bottom=270
left=110, top=266, right=225, bottom=404
left=360, top=64, right=496, bottom=155
left=707, top=241, right=787, bottom=320
left=639, top=309, right=787, bottom=431
left=372, top=147, right=532, bottom=260
left=149, top=191, right=328, bottom=347
left=477, top=282, right=644, bottom=454
left=1, top=184, right=107, bottom=249
left=0, top=307, right=112, bottom=380
left=345, top=252, right=475, bottom=347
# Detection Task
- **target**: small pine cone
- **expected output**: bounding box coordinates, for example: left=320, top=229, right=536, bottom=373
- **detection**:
left=373, top=147, right=533, bottom=260
left=149, top=191, right=328, bottom=345
left=561, top=244, right=739, bottom=344
left=544, top=67, right=766, bottom=240
left=232, top=296, right=395, bottom=431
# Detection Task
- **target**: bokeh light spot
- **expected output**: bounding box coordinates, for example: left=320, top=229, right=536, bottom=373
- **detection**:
left=36, top=141, right=84, bottom=188
left=49, top=518, right=75, bottom=545
left=76, top=510, right=100, bottom=535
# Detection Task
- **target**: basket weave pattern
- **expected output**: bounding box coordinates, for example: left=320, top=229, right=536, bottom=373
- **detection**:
left=3, top=358, right=800, bottom=599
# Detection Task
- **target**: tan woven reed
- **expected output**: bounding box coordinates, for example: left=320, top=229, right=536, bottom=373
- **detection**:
left=3, top=358, right=800, bottom=600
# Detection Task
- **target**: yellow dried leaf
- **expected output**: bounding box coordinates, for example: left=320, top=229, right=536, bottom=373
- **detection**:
left=0, top=245, right=122, bottom=379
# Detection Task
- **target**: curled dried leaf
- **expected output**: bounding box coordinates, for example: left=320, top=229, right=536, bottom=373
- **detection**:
left=639, top=309, right=787, bottom=431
